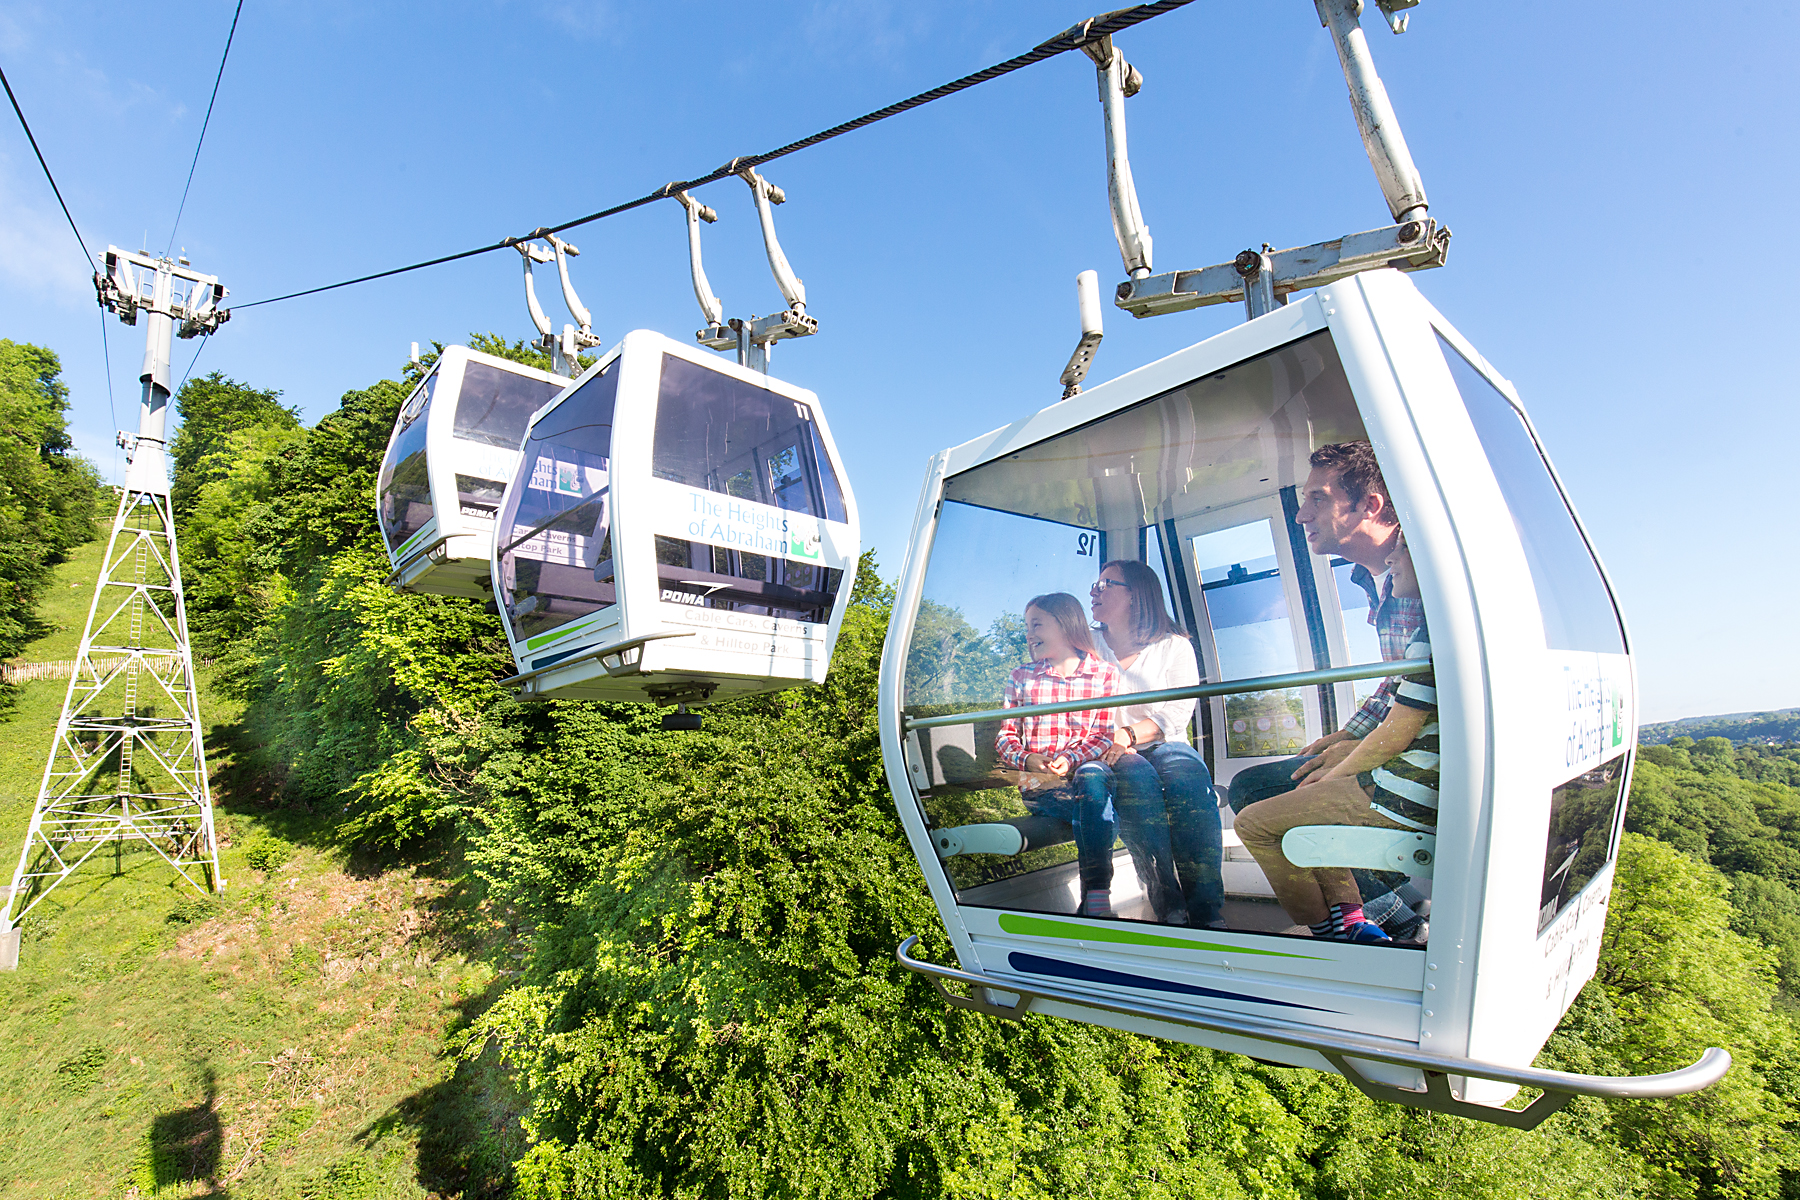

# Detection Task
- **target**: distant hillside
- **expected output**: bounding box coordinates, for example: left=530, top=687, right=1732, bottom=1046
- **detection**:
left=1640, top=707, right=1800, bottom=746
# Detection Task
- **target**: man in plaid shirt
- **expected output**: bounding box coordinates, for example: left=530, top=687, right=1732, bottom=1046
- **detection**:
left=995, top=593, right=1125, bottom=918
left=1226, top=442, right=1428, bottom=938
left=1227, top=442, right=1415, bottom=813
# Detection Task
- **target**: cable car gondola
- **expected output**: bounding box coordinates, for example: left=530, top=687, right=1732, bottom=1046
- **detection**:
left=377, top=345, right=568, bottom=597
left=492, top=330, right=859, bottom=709
left=881, top=4, right=1726, bottom=1124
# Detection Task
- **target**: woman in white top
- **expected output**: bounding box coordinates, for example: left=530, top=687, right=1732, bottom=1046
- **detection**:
left=1091, top=559, right=1224, bottom=927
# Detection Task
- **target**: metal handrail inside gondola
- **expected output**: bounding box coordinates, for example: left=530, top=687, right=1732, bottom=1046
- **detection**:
left=903, top=658, right=1432, bottom=731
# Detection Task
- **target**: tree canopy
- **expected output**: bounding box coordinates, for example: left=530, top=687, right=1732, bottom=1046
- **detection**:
left=0, top=339, right=104, bottom=663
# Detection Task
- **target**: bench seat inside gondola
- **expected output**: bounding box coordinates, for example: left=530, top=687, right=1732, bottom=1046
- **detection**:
left=912, top=721, right=1307, bottom=931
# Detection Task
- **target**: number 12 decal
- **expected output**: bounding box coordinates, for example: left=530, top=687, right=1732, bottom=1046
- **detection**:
left=1076, top=532, right=1097, bottom=557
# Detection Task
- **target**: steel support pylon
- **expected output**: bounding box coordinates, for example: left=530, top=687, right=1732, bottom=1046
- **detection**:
left=0, top=249, right=230, bottom=967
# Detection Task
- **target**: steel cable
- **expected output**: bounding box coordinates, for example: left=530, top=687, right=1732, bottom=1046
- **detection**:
left=166, top=0, right=246, bottom=255
left=235, top=0, right=1192, bottom=309
left=0, top=61, right=96, bottom=272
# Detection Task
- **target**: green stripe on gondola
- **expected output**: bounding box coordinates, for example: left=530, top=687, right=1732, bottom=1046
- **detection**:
left=997, top=913, right=1326, bottom=959
left=524, top=618, right=599, bottom=652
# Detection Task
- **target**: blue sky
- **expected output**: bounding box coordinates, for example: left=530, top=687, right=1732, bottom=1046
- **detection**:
left=0, top=1, right=1791, bottom=723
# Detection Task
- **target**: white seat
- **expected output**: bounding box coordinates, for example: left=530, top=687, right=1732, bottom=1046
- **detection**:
left=933, top=823, right=1024, bottom=858
left=1281, top=825, right=1435, bottom=877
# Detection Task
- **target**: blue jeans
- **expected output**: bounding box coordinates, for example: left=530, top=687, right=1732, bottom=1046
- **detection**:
left=1022, top=762, right=1116, bottom=894
left=1226, top=755, right=1313, bottom=813
left=1113, top=742, right=1225, bottom=925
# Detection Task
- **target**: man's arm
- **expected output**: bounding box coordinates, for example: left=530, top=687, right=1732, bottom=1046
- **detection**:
left=1317, top=702, right=1430, bottom=782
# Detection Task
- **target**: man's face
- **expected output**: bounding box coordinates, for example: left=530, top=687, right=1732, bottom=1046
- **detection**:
left=1294, top=466, right=1362, bottom=557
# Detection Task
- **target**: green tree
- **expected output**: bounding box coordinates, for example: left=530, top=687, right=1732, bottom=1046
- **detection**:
left=1596, top=833, right=1800, bottom=1197
left=0, top=339, right=104, bottom=660
left=167, top=370, right=298, bottom=518
left=169, top=371, right=307, bottom=673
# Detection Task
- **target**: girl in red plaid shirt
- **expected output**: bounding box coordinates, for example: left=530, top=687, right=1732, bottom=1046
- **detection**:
left=996, top=592, right=1125, bottom=917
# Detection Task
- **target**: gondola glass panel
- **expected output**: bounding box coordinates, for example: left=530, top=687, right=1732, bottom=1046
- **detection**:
left=879, top=272, right=1637, bottom=1101
left=901, top=328, right=1395, bottom=931
left=495, top=330, right=860, bottom=704
left=495, top=364, right=620, bottom=642
left=377, top=374, right=436, bottom=557
left=377, top=346, right=567, bottom=598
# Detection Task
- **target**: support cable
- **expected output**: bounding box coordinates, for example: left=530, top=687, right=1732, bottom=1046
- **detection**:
left=166, top=0, right=245, bottom=255
left=100, top=313, right=119, bottom=479
left=176, top=336, right=209, bottom=398
left=0, top=62, right=96, bottom=272
left=236, top=0, right=1193, bottom=309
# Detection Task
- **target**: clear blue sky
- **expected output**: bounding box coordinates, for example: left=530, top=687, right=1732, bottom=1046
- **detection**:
left=1, top=1, right=1791, bottom=723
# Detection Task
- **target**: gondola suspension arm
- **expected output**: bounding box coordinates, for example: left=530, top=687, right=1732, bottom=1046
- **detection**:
left=725, top=161, right=818, bottom=373
left=1111, top=0, right=1448, bottom=321
left=671, top=189, right=733, bottom=348
left=518, top=241, right=555, bottom=339
left=1080, top=33, right=1152, bottom=280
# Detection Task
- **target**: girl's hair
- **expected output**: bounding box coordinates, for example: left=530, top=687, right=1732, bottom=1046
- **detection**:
left=1096, top=559, right=1188, bottom=643
left=1025, top=592, right=1097, bottom=659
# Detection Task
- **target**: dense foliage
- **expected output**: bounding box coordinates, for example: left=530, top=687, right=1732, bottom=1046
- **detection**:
left=168, top=343, right=1800, bottom=1198
left=1642, top=713, right=1800, bottom=747
left=0, top=339, right=105, bottom=662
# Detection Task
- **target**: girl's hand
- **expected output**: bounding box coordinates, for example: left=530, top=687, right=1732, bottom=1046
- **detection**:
left=1022, top=753, right=1050, bottom=774
left=1047, top=755, right=1072, bottom=777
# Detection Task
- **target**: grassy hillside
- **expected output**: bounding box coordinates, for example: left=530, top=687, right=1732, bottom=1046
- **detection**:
left=0, top=545, right=521, bottom=1198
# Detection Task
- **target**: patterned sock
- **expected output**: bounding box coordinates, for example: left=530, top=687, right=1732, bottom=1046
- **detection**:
left=1330, top=903, right=1366, bottom=936
left=1082, top=889, right=1113, bottom=918
left=1309, top=916, right=1334, bottom=938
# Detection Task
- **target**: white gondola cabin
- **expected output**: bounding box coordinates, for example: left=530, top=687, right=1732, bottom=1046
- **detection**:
left=377, top=346, right=568, bottom=597
left=493, top=329, right=860, bottom=707
left=879, top=270, right=1716, bottom=1122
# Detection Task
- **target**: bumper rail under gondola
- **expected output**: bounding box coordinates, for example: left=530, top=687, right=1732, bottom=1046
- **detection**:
left=895, top=936, right=1729, bottom=1129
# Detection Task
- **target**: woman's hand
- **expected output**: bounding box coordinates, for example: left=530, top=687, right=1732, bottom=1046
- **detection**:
left=1046, top=755, right=1072, bottom=777
left=1022, top=753, right=1050, bottom=774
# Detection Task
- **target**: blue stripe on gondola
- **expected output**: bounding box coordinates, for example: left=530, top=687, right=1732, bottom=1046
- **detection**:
left=1007, top=952, right=1339, bottom=1013
left=530, top=646, right=585, bottom=671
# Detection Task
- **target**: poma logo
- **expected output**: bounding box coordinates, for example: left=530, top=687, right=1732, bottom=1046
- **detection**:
left=661, top=589, right=705, bottom=606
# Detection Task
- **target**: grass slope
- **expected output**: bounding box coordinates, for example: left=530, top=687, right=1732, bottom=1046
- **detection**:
left=0, top=545, right=523, bottom=1198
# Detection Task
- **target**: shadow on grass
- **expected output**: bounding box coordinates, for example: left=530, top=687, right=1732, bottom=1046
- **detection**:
left=143, top=1065, right=227, bottom=1197
left=358, top=976, right=525, bottom=1200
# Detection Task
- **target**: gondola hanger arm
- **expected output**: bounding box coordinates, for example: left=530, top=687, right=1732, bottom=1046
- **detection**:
left=727, top=160, right=807, bottom=314
left=517, top=242, right=555, bottom=339
left=672, top=189, right=726, bottom=330
left=546, top=234, right=598, bottom=342
left=1110, top=0, right=1446, bottom=322
left=1079, top=33, right=1152, bottom=279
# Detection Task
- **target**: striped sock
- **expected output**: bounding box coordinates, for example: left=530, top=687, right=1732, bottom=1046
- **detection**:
left=1330, top=903, right=1366, bottom=937
left=1309, top=916, right=1334, bottom=937
left=1082, top=889, right=1113, bottom=918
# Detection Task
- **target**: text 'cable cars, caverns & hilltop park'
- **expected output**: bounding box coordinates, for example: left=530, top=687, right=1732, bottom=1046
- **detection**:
left=879, top=1, right=1728, bottom=1125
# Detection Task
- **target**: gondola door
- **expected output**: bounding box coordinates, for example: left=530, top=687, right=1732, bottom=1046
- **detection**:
left=1171, top=503, right=1322, bottom=791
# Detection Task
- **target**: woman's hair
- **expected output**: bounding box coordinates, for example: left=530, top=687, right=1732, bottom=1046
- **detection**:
left=1025, top=592, right=1097, bottom=659
left=1097, top=559, right=1188, bottom=643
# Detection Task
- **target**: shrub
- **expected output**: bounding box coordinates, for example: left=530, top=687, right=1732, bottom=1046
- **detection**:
left=242, top=834, right=293, bottom=873
left=166, top=896, right=221, bottom=926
